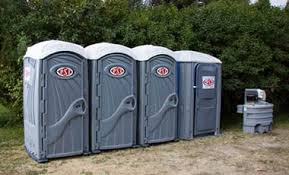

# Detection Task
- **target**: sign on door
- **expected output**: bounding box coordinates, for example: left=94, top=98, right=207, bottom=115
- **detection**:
left=202, top=76, right=215, bottom=89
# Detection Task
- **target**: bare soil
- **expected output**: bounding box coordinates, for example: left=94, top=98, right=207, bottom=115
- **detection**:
left=1, top=129, right=289, bottom=175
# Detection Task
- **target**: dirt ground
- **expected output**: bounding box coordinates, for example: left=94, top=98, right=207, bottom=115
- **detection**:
left=1, top=128, right=289, bottom=175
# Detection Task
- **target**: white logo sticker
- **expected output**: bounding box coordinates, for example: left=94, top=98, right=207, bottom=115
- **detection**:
left=56, top=67, right=74, bottom=78
left=156, top=66, right=169, bottom=76
left=202, top=76, right=215, bottom=89
left=109, top=66, right=125, bottom=77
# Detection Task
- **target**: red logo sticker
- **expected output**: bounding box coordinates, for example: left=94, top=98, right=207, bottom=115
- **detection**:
left=156, top=66, right=169, bottom=76
left=202, top=76, right=215, bottom=89
left=56, top=67, right=74, bottom=77
left=110, top=66, right=125, bottom=77
left=203, top=79, right=214, bottom=86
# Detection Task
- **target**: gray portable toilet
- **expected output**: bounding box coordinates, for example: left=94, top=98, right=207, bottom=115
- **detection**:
left=23, top=40, right=89, bottom=162
left=132, top=45, right=178, bottom=146
left=175, top=51, right=222, bottom=139
left=85, top=43, right=137, bottom=152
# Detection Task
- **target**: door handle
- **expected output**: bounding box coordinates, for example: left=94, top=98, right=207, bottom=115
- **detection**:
left=100, top=95, right=136, bottom=137
left=73, top=98, right=87, bottom=115
left=47, top=98, right=87, bottom=144
left=148, top=93, right=178, bottom=132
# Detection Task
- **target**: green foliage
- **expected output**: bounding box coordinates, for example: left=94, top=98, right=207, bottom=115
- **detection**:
left=117, top=4, right=194, bottom=49
left=0, top=127, right=23, bottom=147
left=0, top=0, right=289, bottom=125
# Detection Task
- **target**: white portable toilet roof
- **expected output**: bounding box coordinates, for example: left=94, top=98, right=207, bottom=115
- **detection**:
left=85, top=42, right=136, bottom=60
left=24, top=40, right=85, bottom=60
left=132, top=45, right=176, bottom=61
left=175, top=50, right=222, bottom=64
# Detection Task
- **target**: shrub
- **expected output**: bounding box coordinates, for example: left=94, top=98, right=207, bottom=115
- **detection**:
left=0, top=0, right=288, bottom=125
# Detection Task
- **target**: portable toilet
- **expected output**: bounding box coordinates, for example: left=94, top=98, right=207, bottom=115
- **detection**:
left=23, top=40, right=89, bottom=162
left=85, top=43, right=137, bottom=152
left=132, top=45, right=178, bottom=146
left=175, top=51, right=222, bottom=139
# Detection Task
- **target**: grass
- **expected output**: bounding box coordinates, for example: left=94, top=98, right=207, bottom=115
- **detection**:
left=0, top=127, right=46, bottom=175
left=0, top=103, right=9, bottom=114
left=0, top=103, right=23, bottom=149
left=0, top=102, right=287, bottom=175
left=274, top=113, right=289, bottom=128
left=0, top=127, right=23, bottom=147
left=221, top=113, right=243, bottom=131
left=0, top=111, right=287, bottom=149
left=0, top=103, right=17, bottom=127
left=221, top=112, right=289, bottom=131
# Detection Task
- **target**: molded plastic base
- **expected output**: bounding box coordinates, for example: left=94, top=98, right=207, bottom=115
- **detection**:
left=243, top=124, right=272, bottom=134
left=24, top=146, right=48, bottom=163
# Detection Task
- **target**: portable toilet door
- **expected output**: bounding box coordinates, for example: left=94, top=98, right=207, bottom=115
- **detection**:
left=23, top=40, right=89, bottom=162
left=175, top=51, right=222, bottom=139
left=85, top=43, right=137, bottom=152
left=132, top=45, right=178, bottom=146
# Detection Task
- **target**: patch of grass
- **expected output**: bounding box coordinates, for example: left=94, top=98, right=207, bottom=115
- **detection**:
left=221, top=113, right=289, bottom=130
left=0, top=103, right=17, bottom=127
left=0, top=114, right=287, bottom=174
left=0, top=127, right=23, bottom=148
left=25, top=169, right=48, bottom=175
left=274, top=113, right=289, bottom=128
left=0, top=103, right=9, bottom=113
left=80, top=171, right=93, bottom=175
left=221, top=113, right=243, bottom=131
left=0, top=127, right=45, bottom=175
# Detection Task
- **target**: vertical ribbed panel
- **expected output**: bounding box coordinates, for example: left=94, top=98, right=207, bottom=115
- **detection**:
left=24, top=58, right=37, bottom=125
left=96, top=54, right=136, bottom=150
left=24, top=58, right=41, bottom=160
left=146, top=55, right=177, bottom=143
left=177, top=63, right=195, bottom=140
left=194, top=64, right=218, bottom=136
left=45, top=52, right=86, bottom=158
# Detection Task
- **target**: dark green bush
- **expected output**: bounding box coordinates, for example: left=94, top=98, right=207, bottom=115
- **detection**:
left=0, top=0, right=288, bottom=125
